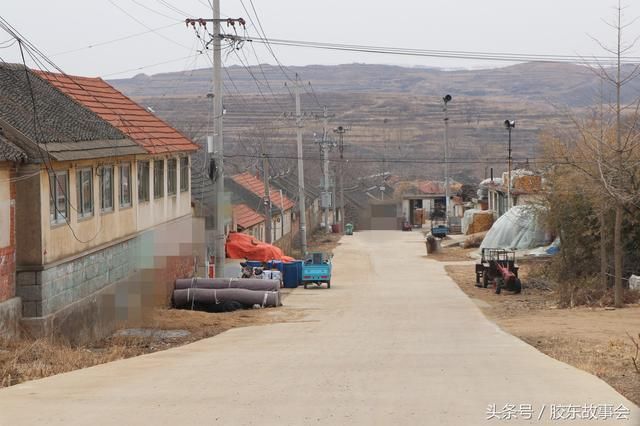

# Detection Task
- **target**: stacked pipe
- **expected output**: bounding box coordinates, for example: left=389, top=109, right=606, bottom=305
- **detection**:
left=173, top=278, right=281, bottom=312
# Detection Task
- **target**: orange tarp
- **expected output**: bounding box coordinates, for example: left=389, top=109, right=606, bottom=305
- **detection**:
left=225, top=232, right=294, bottom=262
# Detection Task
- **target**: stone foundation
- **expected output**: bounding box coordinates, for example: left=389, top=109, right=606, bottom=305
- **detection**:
left=0, top=297, right=21, bottom=340
left=16, top=216, right=202, bottom=344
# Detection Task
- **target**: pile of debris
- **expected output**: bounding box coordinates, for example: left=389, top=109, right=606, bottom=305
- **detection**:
left=173, top=278, right=282, bottom=313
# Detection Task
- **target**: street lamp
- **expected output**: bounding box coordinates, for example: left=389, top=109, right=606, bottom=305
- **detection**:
left=443, top=95, right=452, bottom=223
left=504, top=119, right=516, bottom=210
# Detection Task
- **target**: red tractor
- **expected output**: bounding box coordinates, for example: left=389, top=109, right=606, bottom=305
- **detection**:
left=475, top=248, right=522, bottom=294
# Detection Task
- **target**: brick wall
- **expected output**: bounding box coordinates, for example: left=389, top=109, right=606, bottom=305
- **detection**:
left=0, top=167, right=16, bottom=303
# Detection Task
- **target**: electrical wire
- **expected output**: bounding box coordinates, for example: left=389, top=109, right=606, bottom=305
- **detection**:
left=247, top=36, right=640, bottom=65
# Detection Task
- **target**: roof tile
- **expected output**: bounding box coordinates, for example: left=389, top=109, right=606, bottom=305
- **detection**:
left=36, top=71, right=199, bottom=154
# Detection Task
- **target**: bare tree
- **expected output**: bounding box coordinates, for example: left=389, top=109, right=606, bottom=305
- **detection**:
left=545, top=1, right=640, bottom=307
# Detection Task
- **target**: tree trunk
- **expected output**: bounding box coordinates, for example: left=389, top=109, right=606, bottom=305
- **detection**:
left=614, top=203, right=623, bottom=307
left=600, top=205, right=608, bottom=291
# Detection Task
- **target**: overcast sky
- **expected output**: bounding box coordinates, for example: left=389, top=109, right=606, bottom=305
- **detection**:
left=1, top=1, right=639, bottom=79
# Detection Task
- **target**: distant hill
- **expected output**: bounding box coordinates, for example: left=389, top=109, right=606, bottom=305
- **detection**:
left=110, top=62, right=638, bottom=106
left=109, top=62, right=637, bottom=182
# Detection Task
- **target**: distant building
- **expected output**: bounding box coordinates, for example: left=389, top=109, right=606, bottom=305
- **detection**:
left=483, top=170, right=543, bottom=219
left=227, top=172, right=296, bottom=251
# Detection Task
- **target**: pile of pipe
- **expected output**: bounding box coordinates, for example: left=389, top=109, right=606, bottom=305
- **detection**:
left=173, top=277, right=281, bottom=313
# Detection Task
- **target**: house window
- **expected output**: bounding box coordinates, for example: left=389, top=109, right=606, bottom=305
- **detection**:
left=120, top=163, right=131, bottom=207
left=180, top=157, right=189, bottom=192
left=49, top=171, right=68, bottom=224
left=154, top=159, right=164, bottom=199
left=100, top=166, right=114, bottom=212
left=76, top=168, right=94, bottom=218
left=138, top=161, right=150, bottom=202
left=168, top=158, right=177, bottom=195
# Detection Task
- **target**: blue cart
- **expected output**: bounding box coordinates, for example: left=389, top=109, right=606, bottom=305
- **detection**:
left=302, top=252, right=332, bottom=289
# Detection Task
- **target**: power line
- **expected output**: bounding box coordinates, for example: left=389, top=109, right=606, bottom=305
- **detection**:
left=51, top=22, right=182, bottom=57
left=246, top=36, right=640, bottom=65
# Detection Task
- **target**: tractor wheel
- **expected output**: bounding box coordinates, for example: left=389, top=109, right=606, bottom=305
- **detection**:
left=327, top=281, right=331, bottom=289
left=304, top=283, right=308, bottom=289
left=482, top=273, right=489, bottom=288
left=495, top=278, right=502, bottom=294
left=513, top=278, right=522, bottom=294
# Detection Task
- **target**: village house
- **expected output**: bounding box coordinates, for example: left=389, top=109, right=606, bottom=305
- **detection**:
left=0, top=64, right=200, bottom=342
left=483, top=170, right=543, bottom=219
left=0, top=132, right=27, bottom=339
left=232, top=203, right=265, bottom=241
left=270, top=172, right=324, bottom=233
left=227, top=173, right=296, bottom=250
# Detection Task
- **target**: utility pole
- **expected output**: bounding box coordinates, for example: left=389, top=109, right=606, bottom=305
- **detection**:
left=279, top=189, right=285, bottom=239
left=504, top=120, right=515, bottom=211
left=316, top=106, right=335, bottom=233
left=442, top=95, right=451, bottom=224
left=262, top=153, right=272, bottom=244
left=186, top=6, right=245, bottom=278
left=212, top=0, right=226, bottom=278
left=294, top=75, right=308, bottom=255
left=333, top=126, right=348, bottom=233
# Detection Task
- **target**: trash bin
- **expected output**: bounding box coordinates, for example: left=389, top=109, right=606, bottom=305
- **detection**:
left=283, top=261, right=303, bottom=288
left=425, top=234, right=440, bottom=254
left=345, top=223, right=354, bottom=235
left=331, top=224, right=342, bottom=233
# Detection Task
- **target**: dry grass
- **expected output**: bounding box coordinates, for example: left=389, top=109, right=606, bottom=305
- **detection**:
left=0, top=305, right=304, bottom=389
left=445, top=263, right=640, bottom=406
left=425, top=245, right=477, bottom=262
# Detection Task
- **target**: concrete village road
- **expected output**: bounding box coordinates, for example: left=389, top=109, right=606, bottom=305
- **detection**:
left=0, top=231, right=637, bottom=425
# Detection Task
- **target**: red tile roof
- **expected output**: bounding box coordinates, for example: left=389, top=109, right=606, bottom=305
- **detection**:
left=231, top=172, right=295, bottom=210
left=417, top=181, right=445, bottom=195
left=233, top=203, right=264, bottom=229
left=35, top=71, right=199, bottom=154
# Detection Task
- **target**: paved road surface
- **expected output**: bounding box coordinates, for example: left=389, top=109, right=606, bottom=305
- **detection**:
left=0, top=231, right=637, bottom=425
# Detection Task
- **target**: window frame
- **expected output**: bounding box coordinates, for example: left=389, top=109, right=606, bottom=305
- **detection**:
left=167, top=158, right=177, bottom=196
left=153, top=159, right=165, bottom=199
left=120, top=162, right=132, bottom=208
left=100, top=165, right=114, bottom=213
left=179, top=157, right=189, bottom=192
left=49, top=171, right=69, bottom=225
left=137, top=161, right=150, bottom=203
left=76, top=167, right=94, bottom=219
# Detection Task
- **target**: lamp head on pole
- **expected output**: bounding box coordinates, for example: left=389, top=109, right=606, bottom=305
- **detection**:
left=443, top=94, right=452, bottom=104
left=504, top=120, right=516, bottom=129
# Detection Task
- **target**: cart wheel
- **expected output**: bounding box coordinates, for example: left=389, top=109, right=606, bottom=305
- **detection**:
left=304, top=283, right=308, bottom=289
left=327, top=281, right=331, bottom=289
left=495, top=278, right=502, bottom=295
left=482, top=273, right=489, bottom=288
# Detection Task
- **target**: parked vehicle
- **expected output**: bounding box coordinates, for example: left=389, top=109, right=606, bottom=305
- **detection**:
left=475, top=248, right=521, bottom=294
left=430, top=208, right=449, bottom=239
left=302, top=252, right=332, bottom=289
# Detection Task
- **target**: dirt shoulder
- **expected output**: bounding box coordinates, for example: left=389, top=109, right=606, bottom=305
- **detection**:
left=1, top=303, right=304, bottom=388
left=445, top=263, right=640, bottom=406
